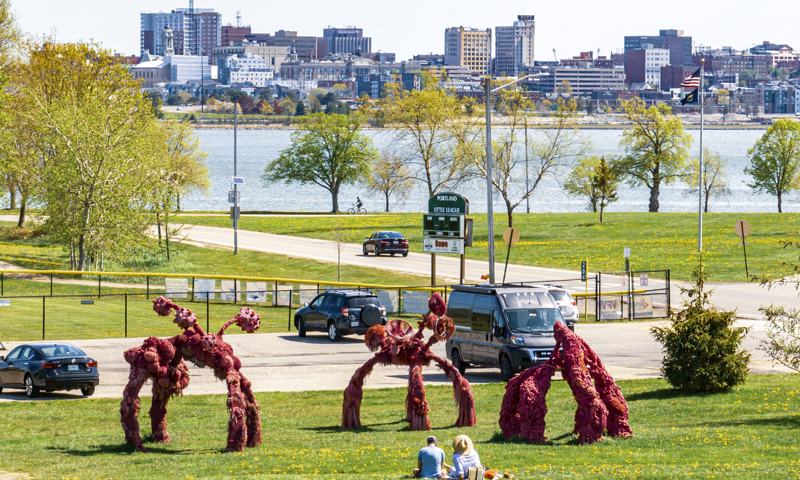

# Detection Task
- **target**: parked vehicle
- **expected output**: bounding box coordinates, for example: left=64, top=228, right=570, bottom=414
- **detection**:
left=0, top=344, right=99, bottom=398
left=362, top=231, right=409, bottom=257
left=544, top=286, right=579, bottom=326
left=294, top=290, right=387, bottom=341
left=445, top=284, right=570, bottom=381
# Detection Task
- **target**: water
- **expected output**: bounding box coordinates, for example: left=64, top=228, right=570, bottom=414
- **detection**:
left=185, top=128, right=798, bottom=213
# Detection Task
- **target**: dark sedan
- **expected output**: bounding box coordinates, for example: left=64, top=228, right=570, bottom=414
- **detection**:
left=362, top=231, right=409, bottom=256
left=0, top=344, right=99, bottom=398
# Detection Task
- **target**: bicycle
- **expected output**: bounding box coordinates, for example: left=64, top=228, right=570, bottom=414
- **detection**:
left=347, top=203, right=367, bottom=214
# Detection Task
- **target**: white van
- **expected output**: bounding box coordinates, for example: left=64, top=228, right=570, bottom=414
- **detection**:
left=445, top=284, right=571, bottom=381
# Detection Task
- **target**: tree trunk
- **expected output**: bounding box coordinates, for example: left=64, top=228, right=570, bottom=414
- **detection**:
left=78, top=233, right=86, bottom=271
left=156, top=212, right=162, bottom=244
left=7, top=185, right=15, bottom=210
left=384, top=193, right=390, bottom=213
left=331, top=186, right=340, bottom=212
left=778, top=192, right=782, bottom=213
left=648, top=180, right=660, bottom=213
left=600, top=204, right=604, bottom=223
left=506, top=202, right=514, bottom=228
left=165, top=207, right=171, bottom=262
left=16, top=201, right=26, bottom=228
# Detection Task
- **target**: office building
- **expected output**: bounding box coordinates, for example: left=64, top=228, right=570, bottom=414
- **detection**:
left=444, top=26, right=492, bottom=75
left=494, top=15, right=534, bottom=76
left=141, top=8, right=221, bottom=64
left=322, top=26, right=372, bottom=55
left=222, top=25, right=251, bottom=45
left=212, top=42, right=292, bottom=74
left=625, top=47, right=670, bottom=86
left=222, top=53, right=273, bottom=86
left=624, top=29, right=693, bottom=66
left=524, top=66, right=626, bottom=94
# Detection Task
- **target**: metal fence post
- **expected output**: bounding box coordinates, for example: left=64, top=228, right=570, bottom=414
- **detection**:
left=628, top=270, right=633, bottom=321
left=42, top=296, right=46, bottom=340
left=125, top=294, right=128, bottom=338
left=1, top=272, right=4, bottom=295
left=595, top=273, right=601, bottom=322
left=98, top=275, right=101, bottom=297
left=287, top=306, right=292, bottom=331
left=206, top=296, right=210, bottom=332
left=191, top=277, right=195, bottom=302
left=666, top=268, right=671, bottom=316
left=146, top=276, right=150, bottom=299
left=50, top=273, right=53, bottom=297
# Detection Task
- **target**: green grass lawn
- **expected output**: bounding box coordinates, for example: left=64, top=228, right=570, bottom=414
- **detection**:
left=179, top=212, right=800, bottom=282
left=0, top=374, right=797, bottom=479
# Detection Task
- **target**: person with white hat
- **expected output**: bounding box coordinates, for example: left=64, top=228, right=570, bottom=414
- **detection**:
left=413, top=435, right=451, bottom=478
left=448, top=435, right=483, bottom=480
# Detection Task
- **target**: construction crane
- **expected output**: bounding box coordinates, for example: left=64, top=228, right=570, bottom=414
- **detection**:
left=552, top=48, right=558, bottom=63
left=237, top=11, right=242, bottom=28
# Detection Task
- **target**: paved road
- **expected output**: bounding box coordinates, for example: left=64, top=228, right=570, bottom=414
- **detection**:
left=0, top=318, right=787, bottom=403
left=179, top=224, right=800, bottom=320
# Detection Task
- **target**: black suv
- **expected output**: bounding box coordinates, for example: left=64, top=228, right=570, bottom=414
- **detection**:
left=294, top=290, right=387, bottom=341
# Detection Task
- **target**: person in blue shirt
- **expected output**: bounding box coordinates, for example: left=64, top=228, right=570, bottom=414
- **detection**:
left=413, top=436, right=450, bottom=478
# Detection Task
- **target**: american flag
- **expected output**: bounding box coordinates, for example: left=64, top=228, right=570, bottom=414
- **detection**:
left=680, top=68, right=701, bottom=88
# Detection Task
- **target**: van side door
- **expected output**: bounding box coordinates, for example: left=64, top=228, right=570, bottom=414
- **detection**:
left=446, top=291, right=474, bottom=362
left=472, top=295, right=501, bottom=365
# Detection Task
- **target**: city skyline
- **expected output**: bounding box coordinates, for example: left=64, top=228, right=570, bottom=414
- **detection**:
left=12, top=0, right=800, bottom=63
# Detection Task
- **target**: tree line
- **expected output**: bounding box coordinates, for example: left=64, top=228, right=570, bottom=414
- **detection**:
left=264, top=75, right=800, bottom=220
left=0, top=3, right=209, bottom=271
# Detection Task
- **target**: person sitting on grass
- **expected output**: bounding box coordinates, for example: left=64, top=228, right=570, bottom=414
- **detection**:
left=448, top=435, right=482, bottom=480
left=413, top=435, right=451, bottom=479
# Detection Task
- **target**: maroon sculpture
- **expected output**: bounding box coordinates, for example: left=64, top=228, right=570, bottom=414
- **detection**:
left=342, top=293, right=476, bottom=431
left=120, top=296, right=262, bottom=452
left=500, top=322, right=632, bottom=444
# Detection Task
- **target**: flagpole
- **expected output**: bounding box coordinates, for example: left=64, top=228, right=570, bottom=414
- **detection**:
left=698, top=59, right=704, bottom=253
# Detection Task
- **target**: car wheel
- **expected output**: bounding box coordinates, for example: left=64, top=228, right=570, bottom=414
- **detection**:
left=328, top=321, right=341, bottom=342
left=0, top=387, right=3, bottom=393
left=390, top=253, right=395, bottom=256
left=24, top=374, right=39, bottom=398
left=500, top=355, right=515, bottom=382
left=402, top=252, right=408, bottom=257
left=81, top=385, right=95, bottom=397
left=375, top=247, right=381, bottom=256
left=452, top=349, right=467, bottom=375
left=298, top=317, right=307, bottom=337
left=362, top=245, right=368, bottom=256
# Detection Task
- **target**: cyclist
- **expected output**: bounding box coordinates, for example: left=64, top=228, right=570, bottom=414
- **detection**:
left=355, top=196, right=363, bottom=212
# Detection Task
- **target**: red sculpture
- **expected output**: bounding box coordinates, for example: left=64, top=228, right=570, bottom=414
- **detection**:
left=342, top=293, right=476, bottom=431
left=500, top=322, right=632, bottom=444
left=120, top=296, right=262, bottom=452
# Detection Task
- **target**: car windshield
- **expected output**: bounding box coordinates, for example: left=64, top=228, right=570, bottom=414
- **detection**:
left=40, top=345, right=86, bottom=357
left=548, top=290, right=570, bottom=302
left=347, top=297, right=381, bottom=308
left=505, top=308, right=564, bottom=334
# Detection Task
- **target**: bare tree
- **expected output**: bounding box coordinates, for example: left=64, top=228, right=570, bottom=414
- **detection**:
left=366, top=149, right=414, bottom=212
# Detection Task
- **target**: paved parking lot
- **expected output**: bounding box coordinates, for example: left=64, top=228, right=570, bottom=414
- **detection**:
left=1, top=318, right=787, bottom=402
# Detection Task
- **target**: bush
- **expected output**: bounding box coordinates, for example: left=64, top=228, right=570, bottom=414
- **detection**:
left=651, top=263, right=750, bottom=393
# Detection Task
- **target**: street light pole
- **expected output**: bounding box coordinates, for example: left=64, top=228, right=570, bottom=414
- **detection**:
left=484, top=79, right=495, bottom=284
left=485, top=74, right=533, bottom=284
left=233, top=101, right=238, bottom=255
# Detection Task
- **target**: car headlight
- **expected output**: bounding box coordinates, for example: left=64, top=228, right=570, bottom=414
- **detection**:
left=510, top=336, right=525, bottom=345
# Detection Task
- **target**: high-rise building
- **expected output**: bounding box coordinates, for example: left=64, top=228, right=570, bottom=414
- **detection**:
left=140, top=8, right=221, bottom=64
left=444, top=27, right=492, bottom=75
left=625, top=47, right=670, bottom=86
left=624, top=29, right=693, bottom=66
left=322, top=26, right=372, bottom=55
left=494, top=15, right=535, bottom=76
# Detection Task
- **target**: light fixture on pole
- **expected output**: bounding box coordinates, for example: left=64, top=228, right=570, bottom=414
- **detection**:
left=484, top=74, right=533, bottom=284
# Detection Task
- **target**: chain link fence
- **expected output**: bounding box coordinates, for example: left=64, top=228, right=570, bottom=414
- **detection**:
left=0, top=269, right=670, bottom=342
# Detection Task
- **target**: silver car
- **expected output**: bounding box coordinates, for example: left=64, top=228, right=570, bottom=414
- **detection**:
left=546, top=287, right=578, bottom=328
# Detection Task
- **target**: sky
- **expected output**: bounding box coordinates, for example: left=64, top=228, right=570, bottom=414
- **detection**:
left=11, top=0, right=800, bottom=62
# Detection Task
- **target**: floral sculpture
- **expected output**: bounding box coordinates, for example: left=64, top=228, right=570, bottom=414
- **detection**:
left=500, top=322, right=632, bottom=444
left=120, top=296, right=262, bottom=452
left=342, top=292, right=476, bottom=431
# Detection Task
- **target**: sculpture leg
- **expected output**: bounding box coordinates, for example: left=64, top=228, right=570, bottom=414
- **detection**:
left=225, top=371, right=247, bottom=452
left=406, top=363, right=430, bottom=431
left=516, top=365, right=555, bottom=443
left=587, top=363, right=632, bottom=438
left=430, top=354, right=476, bottom=427
left=150, top=379, right=172, bottom=444
left=239, top=373, right=262, bottom=448
left=342, top=355, right=385, bottom=429
left=120, top=367, right=149, bottom=452
left=561, top=339, right=607, bottom=444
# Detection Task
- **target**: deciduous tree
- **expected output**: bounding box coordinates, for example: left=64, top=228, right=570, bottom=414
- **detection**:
left=378, top=82, right=475, bottom=197
left=744, top=119, right=800, bottom=213
left=263, top=113, right=377, bottom=212
left=564, top=155, right=620, bottom=222
left=683, top=148, right=731, bottom=213
left=366, top=149, right=414, bottom=212
left=616, top=99, right=692, bottom=212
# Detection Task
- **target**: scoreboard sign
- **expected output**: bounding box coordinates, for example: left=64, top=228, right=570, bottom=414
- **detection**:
left=423, top=214, right=464, bottom=237
left=428, top=192, right=469, bottom=215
